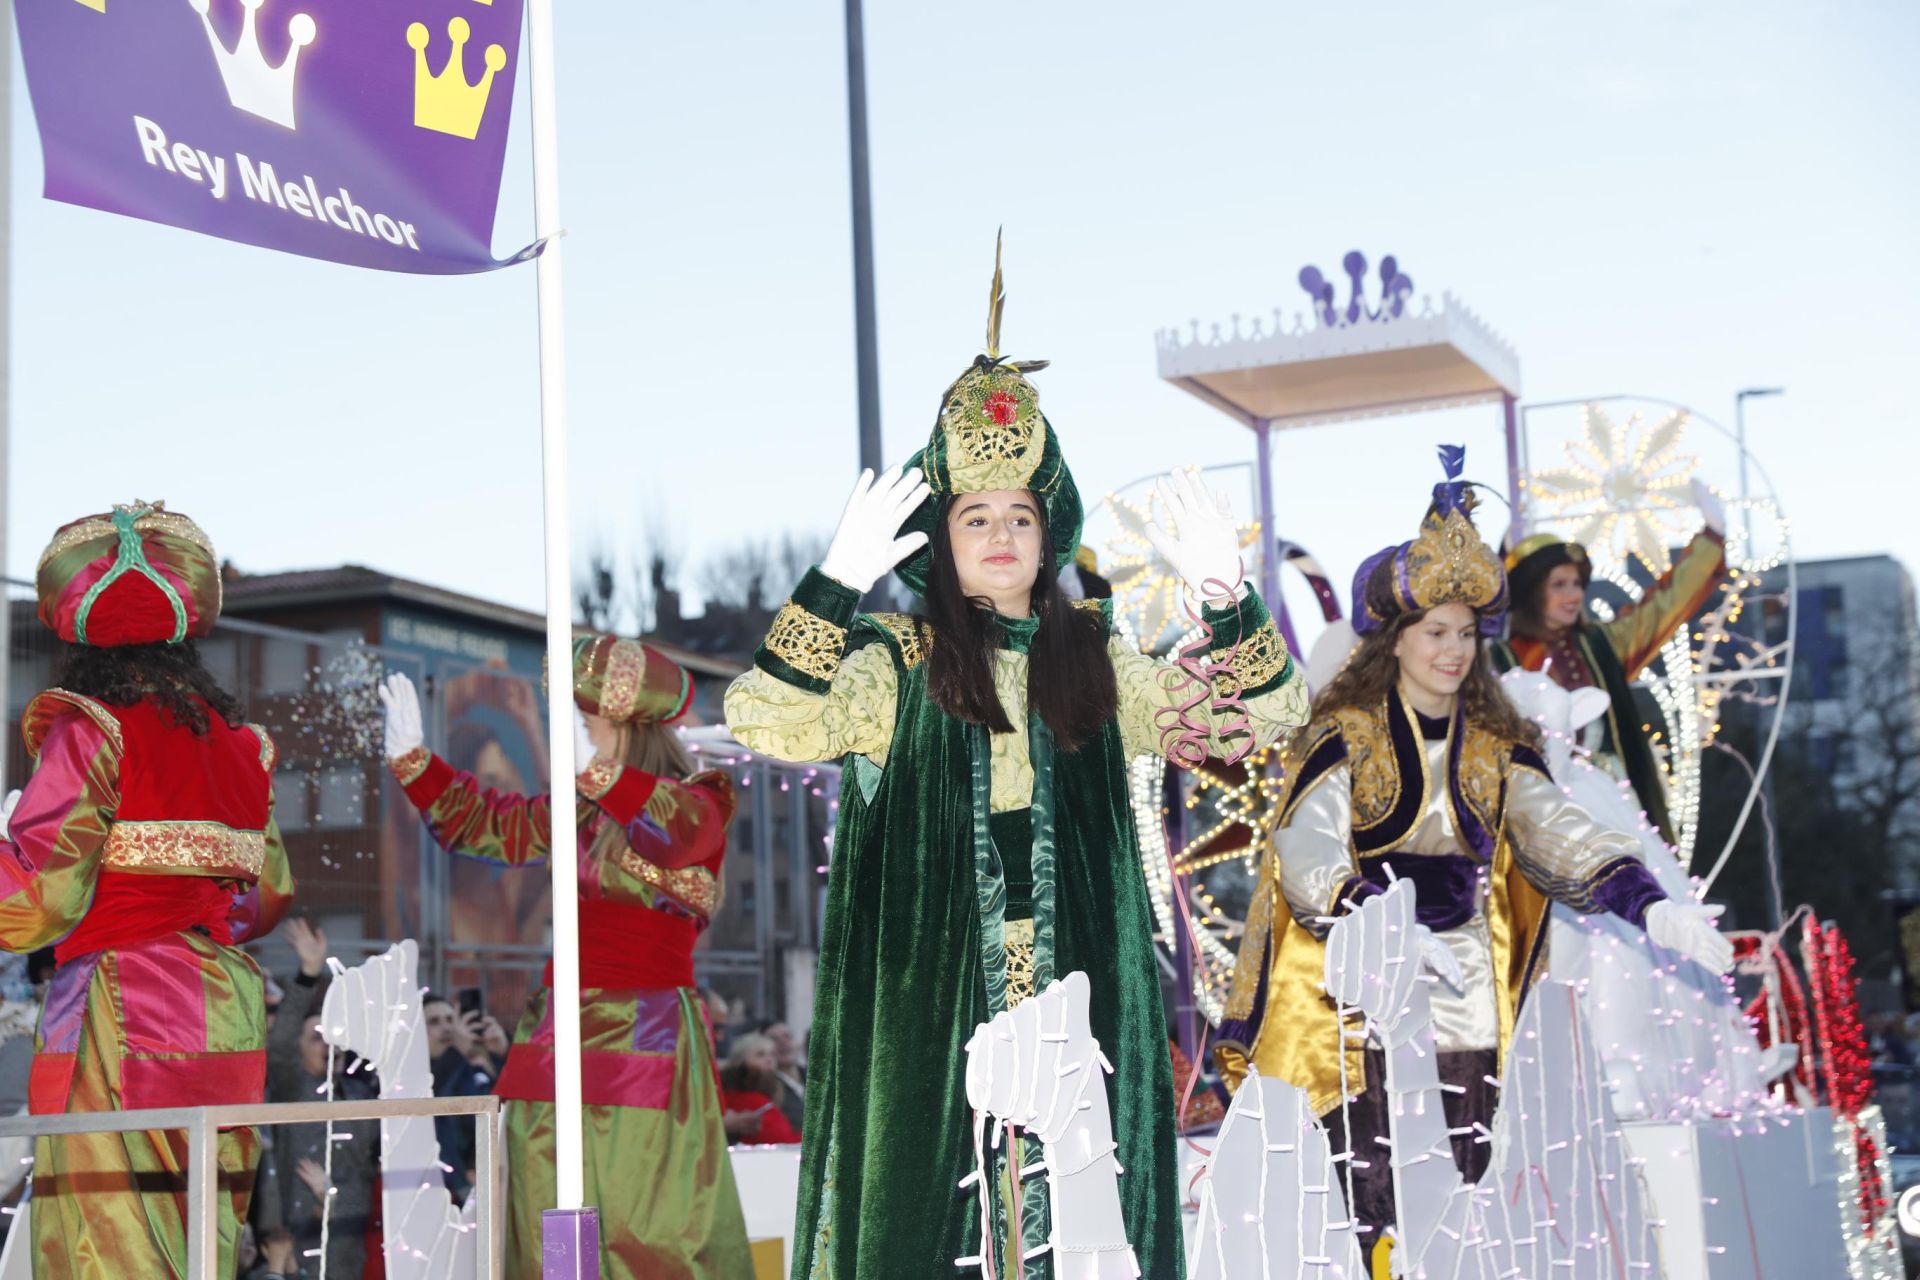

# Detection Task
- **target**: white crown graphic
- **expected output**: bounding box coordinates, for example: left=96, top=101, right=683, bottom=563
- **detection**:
left=187, top=0, right=316, bottom=131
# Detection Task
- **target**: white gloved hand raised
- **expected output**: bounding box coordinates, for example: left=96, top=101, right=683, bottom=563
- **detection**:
left=1143, top=467, right=1246, bottom=604
left=1644, top=899, right=1734, bottom=974
left=377, top=673, right=425, bottom=760
left=818, top=464, right=932, bottom=593
left=1691, top=477, right=1727, bottom=537
left=1414, top=924, right=1466, bottom=993
left=0, top=791, right=19, bottom=843
left=573, top=704, right=597, bottom=770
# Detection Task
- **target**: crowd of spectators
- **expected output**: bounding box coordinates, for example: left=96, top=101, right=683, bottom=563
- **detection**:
left=0, top=933, right=814, bottom=1276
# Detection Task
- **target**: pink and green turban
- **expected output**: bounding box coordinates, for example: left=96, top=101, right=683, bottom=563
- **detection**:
left=572, top=634, right=692, bottom=725
left=36, top=502, right=221, bottom=647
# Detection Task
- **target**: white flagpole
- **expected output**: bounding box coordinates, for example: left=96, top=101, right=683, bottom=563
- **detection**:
left=524, top=0, right=586, bottom=1216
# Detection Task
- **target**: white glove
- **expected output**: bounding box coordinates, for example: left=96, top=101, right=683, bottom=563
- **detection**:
left=572, top=704, right=597, bottom=769
left=1644, top=899, right=1734, bottom=973
left=0, top=791, right=19, bottom=843
left=377, top=673, right=425, bottom=760
left=1414, top=924, right=1465, bottom=993
left=818, top=464, right=932, bottom=593
left=1143, top=467, right=1246, bottom=603
left=1690, top=477, right=1727, bottom=537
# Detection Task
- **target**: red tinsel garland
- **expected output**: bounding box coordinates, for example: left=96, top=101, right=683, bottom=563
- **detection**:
left=1804, top=920, right=1890, bottom=1229
left=1739, top=933, right=1816, bottom=1102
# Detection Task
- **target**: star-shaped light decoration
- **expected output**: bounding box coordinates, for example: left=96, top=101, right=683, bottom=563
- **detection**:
left=1528, top=405, right=1700, bottom=575
left=1100, top=488, right=1260, bottom=656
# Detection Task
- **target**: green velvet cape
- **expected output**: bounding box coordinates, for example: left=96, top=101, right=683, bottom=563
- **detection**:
left=791, top=610, right=1182, bottom=1279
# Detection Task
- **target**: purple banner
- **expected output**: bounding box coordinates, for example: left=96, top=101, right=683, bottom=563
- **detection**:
left=14, top=0, right=534, bottom=274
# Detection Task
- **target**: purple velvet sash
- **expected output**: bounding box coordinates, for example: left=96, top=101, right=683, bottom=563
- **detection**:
left=1356, top=854, right=1484, bottom=932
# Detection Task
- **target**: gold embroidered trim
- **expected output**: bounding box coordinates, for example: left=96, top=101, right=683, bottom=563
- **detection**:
left=103, top=820, right=266, bottom=877
left=36, top=509, right=215, bottom=573
left=249, top=725, right=277, bottom=773
left=938, top=364, right=1046, bottom=494
left=599, top=639, right=645, bottom=723
left=1212, top=621, right=1290, bottom=697
left=389, top=745, right=431, bottom=786
left=21, top=690, right=123, bottom=759
left=867, top=613, right=929, bottom=670
left=1331, top=706, right=1406, bottom=833
left=765, top=601, right=848, bottom=682
left=617, top=848, right=719, bottom=917
left=1398, top=507, right=1504, bottom=616
left=1004, top=918, right=1037, bottom=1009
left=577, top=758, right=619, bottom=801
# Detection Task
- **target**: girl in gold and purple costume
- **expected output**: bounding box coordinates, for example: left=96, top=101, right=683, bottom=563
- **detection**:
left=1217, top=451, right=1731, bottom=1257
left=0, top=503, right=293, bottom=1278
left=379, top=635, right=752, bottom=1280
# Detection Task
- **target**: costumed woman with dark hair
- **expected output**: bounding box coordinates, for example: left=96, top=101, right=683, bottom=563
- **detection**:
left=378, top=637, right=752, bottom=1280
left=1216, top=451, right=1732, bottom=1259
left=0, top=502, right=293, bottom=1277
left=1490, top=478, right=1727, bottom=842
left=725, top=244, right=1311, bottom=1278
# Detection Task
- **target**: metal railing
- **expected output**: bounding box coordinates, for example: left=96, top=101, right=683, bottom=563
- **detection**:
left=0, top=1094, right=502, bottom=1279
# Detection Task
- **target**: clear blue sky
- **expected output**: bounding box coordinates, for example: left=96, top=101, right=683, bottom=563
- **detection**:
left=7, top=0, right=1916, bottom=646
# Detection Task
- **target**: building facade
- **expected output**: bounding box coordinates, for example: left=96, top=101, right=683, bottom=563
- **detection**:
left=3, top=565, right=833, bottom=1033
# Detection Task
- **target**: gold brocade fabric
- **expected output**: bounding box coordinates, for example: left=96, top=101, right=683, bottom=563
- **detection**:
left=1328, top=708, right=1416, bottom=836
left=102, top=820, right=266, bottom=877
left=1397, top=506, right=1505, bottom=616
left=35, top=508, right=214, bottom=573
left=938, top=362, right=1048, bottom=495
left=577, top=759, right=619, bottom=801
left=599, top=641, right=647, bottom=724
left=765, top=602, right=849, bottom=682
left=867, top=614, right=929, bottom=670
left=617, top=848, right=719, bottom=919
left=390, top=745, right=432, bottom=787
left=1211, top=620, right=1290, bottom=698
left=1004, top=918, right=1036, bottom=1008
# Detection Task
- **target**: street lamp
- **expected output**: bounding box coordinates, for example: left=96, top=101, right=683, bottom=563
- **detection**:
left=1734, top=387, right=1784, bottom=547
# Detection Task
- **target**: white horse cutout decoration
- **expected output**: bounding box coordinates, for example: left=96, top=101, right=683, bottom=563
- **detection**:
left=960, top=970, right=1140, bottom=1279
left=1499, top=670, right=1791, bottom=1117
left=322, top=940, right=483, bottom=1279
left=1186, top=1066, right=1364, bottom=1279
left=1324, top=879, right=1661, bottom=1278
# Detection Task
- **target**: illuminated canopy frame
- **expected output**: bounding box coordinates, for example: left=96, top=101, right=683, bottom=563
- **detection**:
left=1155, top=252, right=1524, bottom=609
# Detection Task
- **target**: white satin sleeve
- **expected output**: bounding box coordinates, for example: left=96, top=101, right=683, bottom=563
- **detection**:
left=1275, top=763, right=1359, bottom=937
left=1505, top=766, right=1645, bottom=910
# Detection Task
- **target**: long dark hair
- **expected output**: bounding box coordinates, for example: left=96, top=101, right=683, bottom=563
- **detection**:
left=1506, top=543, right=1587, bottom=640
left=923, top=496, right=1117, bottom=753
left=1314, top=560, right=1540, bottom=747
left=55, top=640, right=244, bottom=735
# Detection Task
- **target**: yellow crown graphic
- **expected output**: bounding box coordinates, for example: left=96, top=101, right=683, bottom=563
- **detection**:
left=406, top=17, right=505, bottom=141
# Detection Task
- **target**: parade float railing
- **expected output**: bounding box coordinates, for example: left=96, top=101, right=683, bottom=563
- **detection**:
left=0, top=1094, right=502, bottom=1280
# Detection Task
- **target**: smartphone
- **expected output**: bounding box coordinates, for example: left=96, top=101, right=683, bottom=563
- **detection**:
left=457, top=988, right=484, bottom=1018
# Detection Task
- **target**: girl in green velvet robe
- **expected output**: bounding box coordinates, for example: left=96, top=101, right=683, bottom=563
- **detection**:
left=725, top=257, right=1311, bottom=1279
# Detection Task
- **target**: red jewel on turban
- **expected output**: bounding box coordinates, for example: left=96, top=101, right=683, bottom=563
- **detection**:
left=983, top=389, right=1020, bottom=426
